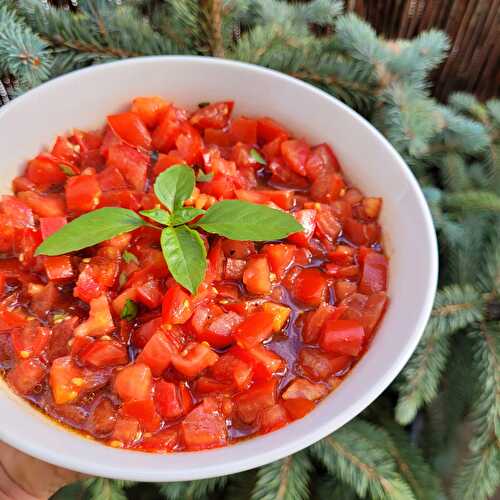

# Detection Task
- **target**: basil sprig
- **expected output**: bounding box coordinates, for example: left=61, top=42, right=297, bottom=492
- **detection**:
left=36, top=164, right=302, bottom=293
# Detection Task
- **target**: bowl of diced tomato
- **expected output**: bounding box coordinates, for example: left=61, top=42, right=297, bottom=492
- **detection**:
left=0, top=57, right=437, bottom=481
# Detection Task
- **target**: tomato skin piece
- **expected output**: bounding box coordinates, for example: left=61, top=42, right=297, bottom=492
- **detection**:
left=114, top=363, right=153, bottom=402
left=287, top=209, right=316, bottom=246
left=131, top=96, right=170, bottom=128
left=281, top=139, right=310, bottom=176
left=234, top=311, right=275, bottom=349
left=162, top=284, right=193, bottom=325
left=359, top=251, right=388, bottom=295
left=320, top=319, right=365, bottom=356
left=235, top=379, right=277, bottom=424
left=106, top=144, right=149, bottom=192
left=122, top=399, right=161, bottom=432
left=79, top=339, right=128, bottom=368
left=17, top=191, right=65, bottom=218
left=181, top=398, right=227, bottom=451
left=107, top=112, right=152, bottom=150
left=7, top=358, right=46, bottom=395
left=43, top=255, right=74, bottom=281
left=1, top=195, right=35, bottom=228
left=282, top=398, right=315, bottom=420
left=136, top=330, right=175, bottom=376
left=40, top=217, right=67, bottom=240
left=27, top=154, right=67, bottom=186
left=190, top=101, right=234, bottom=129
left=291, top=268, right=328, bottom=307
left=257, top=117, right=289, bottom=143
left=231, top=117, right=258, bottom=145
left=171, top=342, right=219, bottom=378
left=243, top=255, right=272, bottom=295
left=139, top=429, right=179, bottom=453
left=65, top=174, right=101, bottom=213
left=155, top=380, right=185, bottom=419
left=282, top=378, right=328, bottom=401
left=74, top=295, right=114, bottom=338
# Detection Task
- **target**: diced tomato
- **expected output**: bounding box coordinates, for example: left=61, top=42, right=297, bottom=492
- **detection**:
left=131, top=96, right=170, bottom=128
left=88, top=398, right=116, bottom=436
left=263, top=243, right=296, bottom=279
left=74, top=295, right=114, bottom=337
left=114, top=363, right=152, bottom=402
left=1, top=196, right=35, bottom=228
left=140, top=429, right=178, bottom=453
left=211, top=352, right=253, bottom=389
left=243, top=255, right=271, bottom=295
left=359, top=251, right=388, bottom=295
left=281, top=139, right=310, bottom=176
left=155, top=380, right=187, bottom=419
left=311, top=171, right=345, bottom=203
left=298, top=348, right=352, bottom=380
left=46, top=316, right=79, bottom=362
left=200, top=311, right=242, bottom=348
left=100, top=126, right=122, bottom=158
left=199, top=174, right=235, bottom=199
left=162, top=284, right=193, bottom=325
left=282, top=378, right=328, bottom=401
left=262, top=302, right=291, bottom=332
left=302, top=304, right=345, bottom=344
left=343, top=218, right=380, bottom=246
left=334, top=280, right=357, bottom=301
left=122, top=399, right=161, bottom=432
left=176, top=123, right=203, bottom=164
left=234, top=344, right=284, bottom=381
left=361, top=197, right=382, bottom=219
left=193, top=377, right=234, bottom=396
left=51, top=136, right=80, bottom=164
left=29, top=282, right=60, bottom=318
left=65, top=174, right=101, bottom=213
left=257, top=117, right=289, bottom=142
left=43, top=255, right=74, bottom=281
left=305, top=143, right=340, bottom=179
left=315, top=205, right=342, bottom=241
left=40, top=217, right=67, bottom=240
left=231, top=117, right=258, bottom=145
left=112, top=417, right=140, bottom=445
left=136, top=279, right=163, bottom=309
left=136, top=330, right=175, bottom=376
left=12, top=176, right=36, bottom=193
left=132, top=317, right=162, bottom=348
left=282, top=398, right=315, bottom=420
left=11, top=323, right=50, bottom=359
left=258, top=404, right=288, bottom=433
left=107, top=112, right=152, bottom=150
left=79, top=339, right=128, bottom=367
left=190, top=101, right=234, bottom=129
left=107, top=144, right=149, bottom=191
left=17, top=191, right=65, bottom=218
left=49, top=356, right=85, bottom=405
left=291, top=268, right=327, bottom=306
left=181, top=398, right=227, bottom=450
left=98, top=190, right=142, bottom=211
left=235, top=379, right=277, bottom=424
left=343, top=291, right=387, bottom=337
left=72, top=129, right=102, bottom=152
left=171, top=342, right=218, bottom=378
left=287, top=209, right=316, bottom=246
left=152, top=106, right=186, bottom=152
left=204, top=128, right=234, bottom=147
left=224, top=258, right=246, bottom=280
left=268, top=157, right=309, bottom=189
left=320, top=319, right=365, bottom=356
left=7, top=358, right=46, bottom=395
left=27, top=154, right=67, bottom=186
left=221, top=240, right=255, bottom=259
left=262, top=137, right=286, bottom=161
left=234, top=311, right=275, bottom=349
left=97, top=167, right=128, bottom=191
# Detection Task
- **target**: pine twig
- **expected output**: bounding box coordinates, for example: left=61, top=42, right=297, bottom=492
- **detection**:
left=210, top=0, right=225, bottom=58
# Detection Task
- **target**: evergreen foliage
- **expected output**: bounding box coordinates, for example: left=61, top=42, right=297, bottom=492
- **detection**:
left=1, top=1, right=498, bottom=499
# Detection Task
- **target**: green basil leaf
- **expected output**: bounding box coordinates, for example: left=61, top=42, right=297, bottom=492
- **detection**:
left=197, top=170, right=214, bottom=182
left=154, top=164, right=195, bottom=212
left=161, top=226, right=207, bottom=294
left=197, top=200, right=303, bottom=241
left=59, top=164, right=76, bottom=176
left=122, top=251, right=138, bottom=265
left=171, top=208, right=206, bottom=226
left=250, top=148, right=266, bottom=165
left=121, top=299, right=138, bottom=321
left=35, top=207, right=146, bottom=256
left=140, top=208, right=171, bottom=226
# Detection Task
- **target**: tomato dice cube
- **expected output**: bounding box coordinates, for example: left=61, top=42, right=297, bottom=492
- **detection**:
left=234, top=311, right=275, bottom=349
left=287, top=209, right=316, bottom=246
left=74, top=295, right=114, bottom=337
left=243, top=255, right=272, bottom=295
left=40, top=217, right=67, bottom=240
left=79, top=339, right=128, bottom=368
left=65, top=174, right=101, bottom=213
left=7, top=358, right=46, bottom=395
left=235, top=379, right=277, bottom=424
left=162, top=284, right=193, bottom=325
left=136, top=330, right=175, bottom=376
left=114, top=363, right=153, bottom=402
left=44, top=255, right=74, bottom=281
left=108, top=112, right=152, bottom=150
left=359, top=251, right=388, bottom=295
left=320, top=319, right=365, bottom=356
left=291, top=268, right=328, bottom=306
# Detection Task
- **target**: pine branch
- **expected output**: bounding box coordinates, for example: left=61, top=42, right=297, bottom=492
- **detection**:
left=443, top=191, right=500, bottom=212
left=395, top=285, right=484, bottom=424
left=251, top=451, right=312, bottom=500
left=311, top=475, right=359, bottom=500
left=310, top=420, right=415, bottom=499
left=159, top=476, right=228, bottom=500
left=452, top=323, right=500, bottom=500
left=82, top=478, right=135, bottom=500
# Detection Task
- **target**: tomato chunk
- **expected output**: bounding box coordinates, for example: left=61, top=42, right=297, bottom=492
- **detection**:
left=114, top=363, right=153, bottom=402
left=243, top=255, right=271, bottom=295
left=171, top=342, right=218, bottom=378
left=131, top=96, right=170, bottom=128
left=65, top=174, right=101, bottom=213
left=79, top=339, right=128, bottom=368
left=190, top=101, right=233, bottom=129
left=235, top=379, right=277, bottom=424
left=7, top=358, right=46, bottom=395
left=49, top=356, right=85, bottom=405
left=320, top=319, right=365, bottom=356
left=122, top=399, right=161, bottom=432
left=74, top=295, right=114, bottom=337
left=11, top=323, right=50, bottom=359
left=291, top=268, right=328, bottom=306
left=287, top=209, right=316, bottom=246
left=108, top=112, right=152, bottom=150
left=44, top=255, right=74, bottom=281
left=281, top=139, right=310, bottom=176
left=40, top=217, right=67, bottom=240
left=263, top=244, right=295, bottom=278
left=359, top=251, right=388, bottom=295
left=155, top=380, right=189, bottom=419
left=234, top=311, right=275, bottom=349
left=136, top=330, right=175, bottom=376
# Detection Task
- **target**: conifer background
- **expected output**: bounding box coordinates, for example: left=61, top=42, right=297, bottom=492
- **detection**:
left=0, top=1, right=498, bottom=499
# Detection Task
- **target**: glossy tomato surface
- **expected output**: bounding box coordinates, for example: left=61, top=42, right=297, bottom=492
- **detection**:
left=0, top=96, right=388, bottom=453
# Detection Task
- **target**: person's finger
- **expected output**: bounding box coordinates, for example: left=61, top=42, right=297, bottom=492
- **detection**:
left=0, top=441, right=87, bottom=500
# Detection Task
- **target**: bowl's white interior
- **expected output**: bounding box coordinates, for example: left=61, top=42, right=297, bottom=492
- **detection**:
left=0, top=57, right=437, bottom=481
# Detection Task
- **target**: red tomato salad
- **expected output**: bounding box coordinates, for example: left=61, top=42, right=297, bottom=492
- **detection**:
left=0, top=96, right=388, bottom=453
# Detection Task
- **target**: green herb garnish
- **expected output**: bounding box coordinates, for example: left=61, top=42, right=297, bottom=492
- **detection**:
left=59, top=164, right=76, bottom=176
left=121, top=299, right=138, bottom=321
left=196, top=170, right=214, bottom=182
left=36, top=165, right=302, bottom=294
left=250, top=148, right=266, bottom=165
left=122, top=251, right=138, bottom=265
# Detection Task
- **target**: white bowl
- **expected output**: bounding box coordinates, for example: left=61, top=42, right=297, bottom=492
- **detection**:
left=0, top=56, right=438, bottom=481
